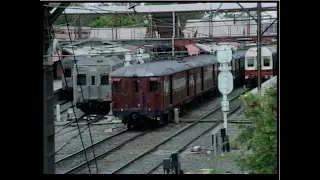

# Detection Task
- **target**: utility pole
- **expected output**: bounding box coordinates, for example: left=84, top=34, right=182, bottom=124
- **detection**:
left=43, top=6, right=55, bottom=174
left=172, top=11, right=175, bottom=57
left=257, top=2, right=262, bottom=95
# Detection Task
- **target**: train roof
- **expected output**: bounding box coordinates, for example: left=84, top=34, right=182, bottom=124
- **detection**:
left=111, top=54, right=219, bottom=77
left=63, top=55, right=122, bottom=66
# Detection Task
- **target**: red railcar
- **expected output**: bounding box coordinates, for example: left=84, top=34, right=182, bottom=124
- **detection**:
left=110, top=54, right=245, bottom=128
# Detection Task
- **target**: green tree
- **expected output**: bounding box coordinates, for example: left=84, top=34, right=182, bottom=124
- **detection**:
left=235, top=87, right=277, bottom=174
left=88, top=15, right=147, bottom=28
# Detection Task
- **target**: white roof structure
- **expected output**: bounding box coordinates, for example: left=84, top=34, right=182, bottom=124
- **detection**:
left=61, top=3, right=277, bottom=15
left=245, top=47, right=273, bottom=58
left=63, top=45, right=132, bottom=56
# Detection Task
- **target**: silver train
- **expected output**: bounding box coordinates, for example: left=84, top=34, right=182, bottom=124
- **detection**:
left=61, top=51, right=151, bottom=99
left=73, top=55, right=124, bottom=114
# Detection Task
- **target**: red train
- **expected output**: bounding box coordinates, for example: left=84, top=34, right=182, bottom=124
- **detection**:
left=110, top=53, right=246, bottom=128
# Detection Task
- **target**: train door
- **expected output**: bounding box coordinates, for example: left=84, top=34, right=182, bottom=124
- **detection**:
left=130, top=78, right=145, bottom=109
left=186, top=71, right=190, bottom=97
left=98, top=65, right=110, bottom=100
left=89, top=66, right=98, bottom=99
left=212, top=64, right=215, bottom=87
left=147, top=77, right=162, bottom=110
left=169, top=76, right=173, bottom=105
left=75, top=65, right=89, bottom=101
left=201, top=67, right=204, bottom=91
left=112, top=78, right=125, bottom=110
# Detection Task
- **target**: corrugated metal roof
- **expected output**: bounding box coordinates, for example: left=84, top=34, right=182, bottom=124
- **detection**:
left=63, top=45, right=132, bottom=55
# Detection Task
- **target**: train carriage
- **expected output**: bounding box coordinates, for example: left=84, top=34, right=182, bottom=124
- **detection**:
left=244, top=46, right=277, bottom=86
left=73, top=55, right=124, bottom=114
left=110, top=53, right=246, bottom=128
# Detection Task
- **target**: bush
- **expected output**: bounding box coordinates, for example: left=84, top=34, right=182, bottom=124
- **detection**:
left=235, top=87, right=277, bottom=174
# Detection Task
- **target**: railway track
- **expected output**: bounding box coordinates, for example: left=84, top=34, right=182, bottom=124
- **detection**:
left=55, top=115, right=104, bottom=154
left=58, top=88, right=247, bottom=174
left=109, top=93, right=243, bottom=174
left=55, top=114, right=86, bottom=135
left=56, top=125, right=153, bottom=174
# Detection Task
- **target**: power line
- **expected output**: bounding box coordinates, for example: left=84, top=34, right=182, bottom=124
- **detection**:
left=62, top=11, right=100, bottom=174
left=44, top=8, right=94, bottom=174
left=46, top=3, right=276, bottom=42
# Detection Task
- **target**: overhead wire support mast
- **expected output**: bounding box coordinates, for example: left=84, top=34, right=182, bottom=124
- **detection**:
left=43, top=6, right=55, bottom=174
left=257, top=2, right=262, bottom=95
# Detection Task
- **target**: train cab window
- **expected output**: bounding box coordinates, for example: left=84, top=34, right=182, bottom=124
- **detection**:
left=64, top=68, right=71, bottom=77
left=91, top=76, right=95, bottom=85
left=247, top=58, right=254, bottom=67
left=77, top=74, right=86, bottom=85
left=100, top=74, right=109, bottom=85
left=133, top=80, right=139, bottom=93
left=113, top=81, right=122, bottom=93
left=263, top=57, right=271, bottom=67
left=149, top=81, right=159, bottom=92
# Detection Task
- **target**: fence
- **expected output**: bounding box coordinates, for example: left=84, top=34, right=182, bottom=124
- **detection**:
left=54, top=22, right=277, bottom=40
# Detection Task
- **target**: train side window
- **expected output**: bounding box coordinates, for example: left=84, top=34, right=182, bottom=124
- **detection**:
left=247, top=59, right=254, bottom=67
left=91, top=76, right=95, bottom=85
left=113, top=81, right=122, bottom=93
left=149, top=81, right=159, bottom=92
left=133, top=80, right=139, bottom=93
left=100, top=74, right=109, bottom=85
left=263, top=57, right=271, bottom=67
left=77, top=74, right=86, bottom=85
left=64, top=68, right=71, bottom=77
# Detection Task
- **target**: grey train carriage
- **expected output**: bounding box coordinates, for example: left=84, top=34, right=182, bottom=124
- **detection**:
left=60, top=56, right=92, bottom=100
left=73, top=56, right=124, bottom=114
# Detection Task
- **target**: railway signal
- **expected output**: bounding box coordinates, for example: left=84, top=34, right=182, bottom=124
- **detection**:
left=217, top=45, right=233, bottom=132
left=217, top=45, right=233, bottom=152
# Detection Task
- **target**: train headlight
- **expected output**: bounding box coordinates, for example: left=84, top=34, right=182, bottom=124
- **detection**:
left=78, top=88, right=81, bottom=92
left=156, top=117, right=161, bottom=121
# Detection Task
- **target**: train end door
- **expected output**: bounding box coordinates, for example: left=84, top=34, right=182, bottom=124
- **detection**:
left=89, top=67, right=98, bottom=100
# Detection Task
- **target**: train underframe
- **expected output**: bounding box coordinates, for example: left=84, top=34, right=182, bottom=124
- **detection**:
left=76, top=100, right=111, bottom=115
left=245, top=77, right=271, bottom=88
left=114, top=89, right=218, bottom=129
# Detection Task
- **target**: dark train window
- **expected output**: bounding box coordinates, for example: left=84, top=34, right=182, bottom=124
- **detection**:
left=91, top=76, right=95, bottom=85
left=77, top=74, right=86, bottom=85
left=64, top=68, right=71, bottom=77
left=100, top=74, right=109, bottom=85
left=113, top=81, right=122, bottom=93
left=133, top=80, right=139, bottom=93
left=264, top=58, right=271, bottom=67
left=149, top=81, right=159, bottom=92
left=247, top=59, right=254, bottom=67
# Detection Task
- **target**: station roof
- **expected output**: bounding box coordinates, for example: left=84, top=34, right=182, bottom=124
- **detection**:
left=60, top=3, right=277, bottom=15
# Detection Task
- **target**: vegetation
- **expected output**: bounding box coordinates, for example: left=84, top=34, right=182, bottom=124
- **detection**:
left=235, top=87, right=277, bottom=174
left=88, top=15, right=147, bottom=28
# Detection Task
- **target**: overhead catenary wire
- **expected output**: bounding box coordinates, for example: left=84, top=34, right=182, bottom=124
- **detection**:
left=61, top=11, right=100, bottom=174
left=44, top=8, right=94, bottom=174
left=43, top=4, right=235, bottom=39
left=45, top=3, right=276, bottom=42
